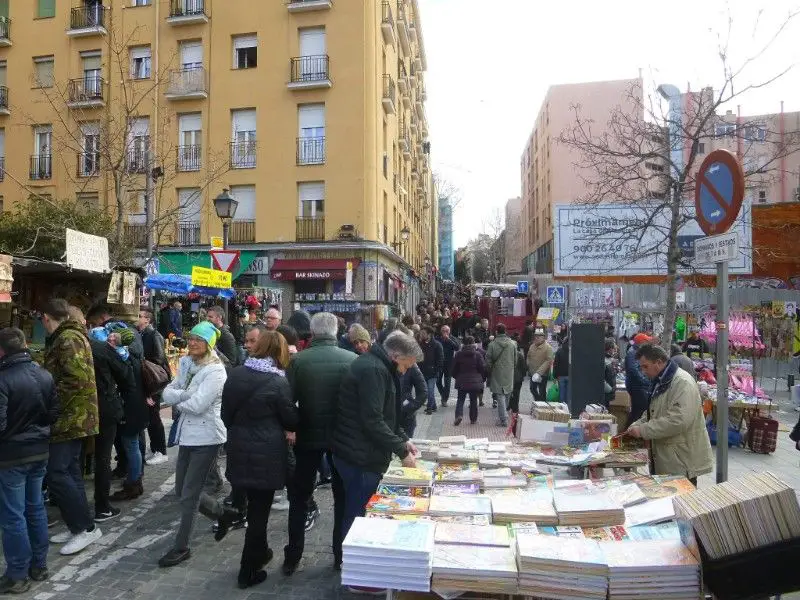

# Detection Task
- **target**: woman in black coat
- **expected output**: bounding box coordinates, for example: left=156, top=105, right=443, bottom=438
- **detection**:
left=221, top=330, right=298, bottom=589
left=450, top=336, right=487, bottom=426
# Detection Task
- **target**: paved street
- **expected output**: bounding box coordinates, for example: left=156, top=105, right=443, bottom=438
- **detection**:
left=4, top=382, right=800, bottom=600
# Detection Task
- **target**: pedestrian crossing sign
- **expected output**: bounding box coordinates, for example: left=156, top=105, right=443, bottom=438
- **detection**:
left=546, top=285, right=566, bottom=305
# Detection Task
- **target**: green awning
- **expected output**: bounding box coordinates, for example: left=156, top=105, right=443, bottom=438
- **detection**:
left=157, top=250, right=258, bottom=280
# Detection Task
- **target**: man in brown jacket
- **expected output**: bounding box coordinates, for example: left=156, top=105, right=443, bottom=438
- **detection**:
left=626, top=344, right=713, bottom=485
left=526, top=328, right=554, bottom=404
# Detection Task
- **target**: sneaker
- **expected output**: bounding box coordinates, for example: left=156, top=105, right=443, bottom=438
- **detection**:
left=0, top=575, right=31, bottom=594
left=29, top=567, right=48, bottom=582
left=50, top=531, right=73, bottom=544
left=315, top=477, right=332, bottom=488
left=305, top=508, right=319, bottom=533
left=492, top=401, right=498, bottom=409
left=147, top=452, right=169, bottom=465
left=272, top=498, right=290, bottom=511
left=94, top=507, right=121, bottom=523
left=346, top=586, right=386, bottom=596
left=454, top=417, right=462, bottom=426
left=60, top=527, right=102, bottom=556
left=158, top=547, right=191, bottom=568
left=47, top=516, right=59, bottom=528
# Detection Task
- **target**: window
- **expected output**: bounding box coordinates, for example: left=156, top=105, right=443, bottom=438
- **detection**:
left=745, top=125, right=767, bottom=142
left=77, top=192, right=99, bottom=210
left=692, top=141, right=705, bottom=155
left=32, top=125, right=52, bottom=179
left=714, top=123, right=736, bottom=138
left=130, top=46, right=151, bottom=79
left=81, top=51, right=102, bottom=96
left=177, top=188, right=201, bottom=245
left=34, top=56, right=55, bottom=88
left=132, top=0, right=150, bottom=5
left=37, top=0, right=56, bottom=18
left=758, top=190, right=767, bottom=204
left=298, top=182, right=324, bottom=217
left=233, top=35, right=257, bottom=69
left=180, top=41, right=202, bottom=70
left=178, top=113, right=201, bottom=171
left=645, top=161, right=665, bottom=173
left=80, top=122, right=100, bottom=176
left=230, top=185, right=255, bottom=221
left=231, top=109, right=256, bottom=168
left=298, top=104, right=325, bottom=165
left=127, top=190, right=145, bottom=224
left=0, top=196, right=4, bottom=213
left=127, top=117, right=149, bottom=172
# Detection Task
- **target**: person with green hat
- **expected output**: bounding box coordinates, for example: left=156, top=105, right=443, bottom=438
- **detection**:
left=158, top=321, right=228, bottom=569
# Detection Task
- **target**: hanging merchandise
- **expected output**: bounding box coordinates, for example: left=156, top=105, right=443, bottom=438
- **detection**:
left=674, top=315, right=687, bottom=343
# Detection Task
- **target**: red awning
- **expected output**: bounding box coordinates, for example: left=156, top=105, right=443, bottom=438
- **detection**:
left=270, top=258, right=360, bottom=281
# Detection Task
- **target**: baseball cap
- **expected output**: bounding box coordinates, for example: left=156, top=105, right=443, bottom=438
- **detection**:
left=632, top=333, right=653, bottom=345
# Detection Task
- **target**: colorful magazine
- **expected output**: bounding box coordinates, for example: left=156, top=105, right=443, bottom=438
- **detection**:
left=376, top=484, right=431, bottom=498
left=366, top=494, right=430, bottom=515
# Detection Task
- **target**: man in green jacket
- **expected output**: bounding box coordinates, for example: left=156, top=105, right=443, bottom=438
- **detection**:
left=626, top=344, right=713, bottom=485
left=42, top=299, right=103, bottom=556
left=283, top=312, right=356, bottom=574
left=331, top=331, right=421, bottom=559
left=486, top=323, right=517, bottom=428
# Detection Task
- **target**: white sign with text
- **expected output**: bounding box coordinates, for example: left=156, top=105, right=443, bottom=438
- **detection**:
left=65, top=228, right=109, bottom=273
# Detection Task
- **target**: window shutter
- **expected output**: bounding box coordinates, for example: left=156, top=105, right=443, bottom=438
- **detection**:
left=0, top=1, right=9, bottom=19
left=230, top=185, right=256, bottom=220
left=232, top=109, right=256, bottom=134
left=178, top=113, right=202, bottom=133
left=38, top=0, right=56, bottom=18
left=130, top=46, right=150, bottom=60
left=233, top=35, right=257, bottom=50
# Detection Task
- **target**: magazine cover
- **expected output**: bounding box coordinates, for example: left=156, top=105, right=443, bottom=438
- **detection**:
left=366, top=494, right=430, bottom=514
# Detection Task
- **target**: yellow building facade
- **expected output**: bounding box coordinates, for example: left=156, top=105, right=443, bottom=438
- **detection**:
left=2, top=0, right=436, bottom=318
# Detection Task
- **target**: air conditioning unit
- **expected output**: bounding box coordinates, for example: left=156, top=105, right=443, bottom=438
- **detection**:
left=338, top=224, right=359, bottom=240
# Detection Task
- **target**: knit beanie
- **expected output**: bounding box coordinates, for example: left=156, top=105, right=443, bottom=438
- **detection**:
left=189, top=321, right=220, bottom=349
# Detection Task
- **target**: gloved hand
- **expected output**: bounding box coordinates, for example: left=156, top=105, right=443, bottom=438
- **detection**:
left=532, top=373, right=542, bottom=383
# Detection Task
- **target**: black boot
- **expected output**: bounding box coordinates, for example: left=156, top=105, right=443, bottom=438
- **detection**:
left=237, top=566, right=267, bottom=589
left=214, top=507, right=246, bottom=542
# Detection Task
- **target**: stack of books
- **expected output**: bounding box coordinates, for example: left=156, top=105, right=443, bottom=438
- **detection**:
left=434, top=522, right=511, bottom=547
left=431, top=482, right=480, bottom=496
left=554, top=487, right=625, bottom=527
left=428, top=495, right=492, bottom=518
left=431, top=544, right=518, bottom=594
left=602, top=540, right=702, bottom=599
left=672, top=471, right=800, bottom=559
left=490, top=489, right=558, bottom=525
left=516, top=533, right=608, bottom=599
left=434, top=463, right=483, bottom=485
left=342, top=517, right=435, bottom=592
left=381, top=466, right=433, bottom=487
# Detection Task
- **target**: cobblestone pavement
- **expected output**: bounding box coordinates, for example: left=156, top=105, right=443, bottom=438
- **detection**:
left=3, top=384, right=800, bottom=599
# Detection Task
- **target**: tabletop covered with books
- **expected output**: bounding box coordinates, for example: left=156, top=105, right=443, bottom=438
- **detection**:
left=341, top=435, right=800, bottom=600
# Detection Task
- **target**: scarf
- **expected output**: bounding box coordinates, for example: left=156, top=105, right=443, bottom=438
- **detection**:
left=650, top=359, right=678, bottom=399
left=244, top=356, right=286, bottom=377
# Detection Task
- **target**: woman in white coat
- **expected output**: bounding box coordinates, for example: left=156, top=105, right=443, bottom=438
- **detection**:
left=158, top=322, right=227, bottom=568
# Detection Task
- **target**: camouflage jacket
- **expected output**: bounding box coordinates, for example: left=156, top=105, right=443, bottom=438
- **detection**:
left=44, top=319, right=99, bottom=442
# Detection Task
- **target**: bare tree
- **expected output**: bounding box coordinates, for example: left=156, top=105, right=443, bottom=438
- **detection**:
left=23, top=21, right=232, bottom=263
left=434, top=173, right=463, bottom=212
left=559, top=11, right=800, bottom=350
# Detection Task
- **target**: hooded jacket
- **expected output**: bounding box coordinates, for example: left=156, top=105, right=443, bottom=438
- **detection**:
left=486, top=334, right=517, bottom=394
left=450, top=345, right=487, bottom=392
left=44, top=320, right=99, bottom=442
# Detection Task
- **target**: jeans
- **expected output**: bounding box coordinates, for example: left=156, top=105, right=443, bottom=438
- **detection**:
left=493, top=393, right=509, bottom=426
left=94, top=421, right=117, bottom=514
left=332, top=456, right=381, bottom=545
left=147, top=395, right=167, bottom=455
left=558, top=376, right=569, bottom=407
left=286, top=448, right=345, bottom=564
left=425, top=378, right=437, bottom=411
left=530, top=376, right=548, bottom=404
left=173, top=444, right=220, bottom=550
left=121, top=433, right=143, bottom=484
left=241, top=488, right=275, bottom=569
left=436, top=370, right=452, bottom=405
left=48, top=440, right=93, bottom=534
left=0, top=460, right=49, bottom=580
left=455, top=390, right=479, bottom=423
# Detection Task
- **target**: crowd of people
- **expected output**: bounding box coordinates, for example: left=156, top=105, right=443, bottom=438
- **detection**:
left=0, top=293, right=713, bottom=594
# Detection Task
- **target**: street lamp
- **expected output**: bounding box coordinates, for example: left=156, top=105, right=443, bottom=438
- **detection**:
left=391, top=225, right=412, bottom=251
left=213, top=188, right=238, bottom=248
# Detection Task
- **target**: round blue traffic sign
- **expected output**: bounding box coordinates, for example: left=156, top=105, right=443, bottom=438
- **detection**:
left=694, top=149, right=744, bottom=236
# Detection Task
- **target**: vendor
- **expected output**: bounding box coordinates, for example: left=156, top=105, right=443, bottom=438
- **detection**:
left=682, top=326, right=711, bottom=359
left=626, top=344, right=713, bottom=486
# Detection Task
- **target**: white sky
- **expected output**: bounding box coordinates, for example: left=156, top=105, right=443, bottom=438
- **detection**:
left=417, top=0, right=800, bottom=248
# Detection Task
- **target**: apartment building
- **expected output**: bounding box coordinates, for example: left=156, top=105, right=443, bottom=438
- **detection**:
left=437, top=194, right=453, bottom=280
left=503, top=196, right=523, bottom=276
left=2, top=0, right=435, bottom=317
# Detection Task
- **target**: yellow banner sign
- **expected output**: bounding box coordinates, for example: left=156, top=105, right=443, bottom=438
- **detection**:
left=210, top=236, right=224, bottom=249
left=191, top=266, right=232, bottom=289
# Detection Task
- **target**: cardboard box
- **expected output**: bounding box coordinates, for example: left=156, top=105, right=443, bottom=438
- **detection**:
left=611, top=389, right=631, bottom=409
left=516, top=414, right=558, bottom=443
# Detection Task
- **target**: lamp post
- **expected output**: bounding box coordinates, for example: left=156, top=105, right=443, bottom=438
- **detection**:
left=213, top=188, right=238, bottom=318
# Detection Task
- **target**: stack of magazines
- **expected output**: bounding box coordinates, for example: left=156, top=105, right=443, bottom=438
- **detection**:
left=431, top=543, right=518, bottom=594
left=554, top=487, right=625, bottom=527
left=672, top=471, right=800, bottom=559
left=341, top=517, right=435, bottom=592
left=602, top=540, right=701, bottom=599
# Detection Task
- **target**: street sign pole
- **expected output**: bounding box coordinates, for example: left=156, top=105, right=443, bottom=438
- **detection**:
left=716, top=260, right=729, bottom=484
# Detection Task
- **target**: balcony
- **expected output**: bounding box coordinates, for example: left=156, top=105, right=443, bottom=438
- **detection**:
left=176, top=221, right=201, bottom=246
left=399, top=122, right=410, bottom=157
left=67, top=5, right=108, bottom=37
left=296, top=216, right=325, bottom=242
left=397, top=62, right=408, bottom=95
left=0, top=87, right=9, bottom=115
left=411, top=165, right=419, bottom=180
left=124, top=223, right=147, bottom=248
left=288, top=55, right=331, bottom=90
left=126, top=148, right=149, bottom=174
left=177, top=145, right=202, bottom=172
left=229, top=220, right=255, bottom=243
left=77, top=151, right=101, bottom=177
left=67, top=76, right=105, bottom=108
left=30, top=155, right=52, bottom=180
left=420, top=78, right=427, bottom=101
left=230, top=141, right=257, bottom=169
left=167, top=0, right=208, bottom=25
left=285, top=0, right=332, bottom=13
left=296, top=136, right=325, bottom=165
left=396, top=1, right=410, bottom=54
left=165, top=66, right=208, bottom=99
left=408, top=16, right=418, bottom=44
left=0, top=18, right=11, bottom=46
left=382, top=74, right=396, bottom=115
left=381, top=1, right=395, bottom=46
left=0, top=158, right=4, bottom=181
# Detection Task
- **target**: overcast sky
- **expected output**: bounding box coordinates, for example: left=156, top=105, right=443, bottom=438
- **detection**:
left=417, top=0, right=800, bottom=248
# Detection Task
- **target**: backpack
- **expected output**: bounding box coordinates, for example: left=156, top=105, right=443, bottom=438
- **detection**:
left=141, top=358, right=170, bottom=397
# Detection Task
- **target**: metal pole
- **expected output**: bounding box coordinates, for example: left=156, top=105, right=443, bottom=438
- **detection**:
left=144, top=146, right=155, bottom=309
left=222, top=220, right=230, bottom=320
left=715, top=260, right=729, bottom=483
